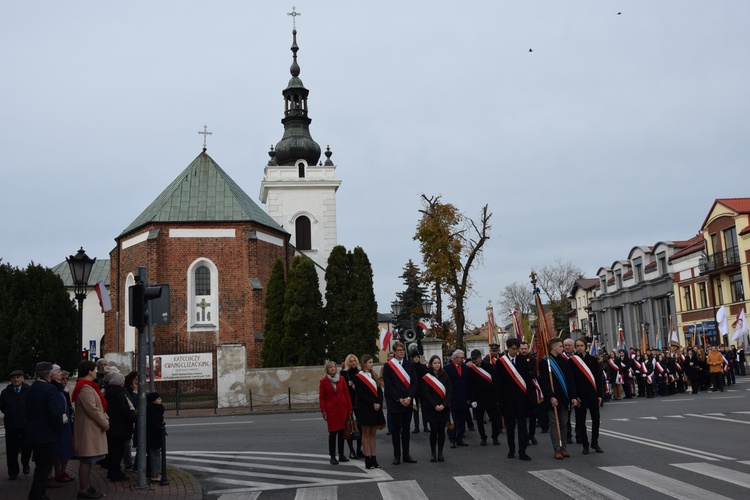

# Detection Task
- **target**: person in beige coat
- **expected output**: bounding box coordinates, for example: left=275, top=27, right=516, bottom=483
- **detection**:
left=72, top=360, right=109, bottom=500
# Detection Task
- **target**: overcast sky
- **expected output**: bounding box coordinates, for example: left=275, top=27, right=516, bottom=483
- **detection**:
left=2, top=1, right=748, bottom=327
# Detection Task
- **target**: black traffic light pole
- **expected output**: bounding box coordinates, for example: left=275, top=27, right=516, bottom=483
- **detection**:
left=134, top=267, right=150, bottom=490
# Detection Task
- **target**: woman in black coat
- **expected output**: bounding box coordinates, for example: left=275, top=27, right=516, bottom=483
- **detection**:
left=686, top=348, right=701, bottom=394
left=104, top=372, right=135, bottom=482
left=421, top=355, right=453, bottom=463
left=353, top=354, right=385, bottom=469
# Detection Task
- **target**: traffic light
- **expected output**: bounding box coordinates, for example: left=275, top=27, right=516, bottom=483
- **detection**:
left=81, top=349, right=89, bottom=360
left=129, top=283, right=163, bottom=329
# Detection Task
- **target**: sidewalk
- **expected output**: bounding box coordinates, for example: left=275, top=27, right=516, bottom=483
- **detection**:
left=0, top=455, right=202, bottom=500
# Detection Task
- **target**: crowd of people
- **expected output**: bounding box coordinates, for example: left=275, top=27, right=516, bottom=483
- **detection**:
left=318, top=338, right=747, bottom=467
left=1, top=359, right=167, bottom=500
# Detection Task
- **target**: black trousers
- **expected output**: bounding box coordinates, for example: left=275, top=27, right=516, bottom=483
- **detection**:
left=328, top=430, right=344, bottom=457
left=4, top=426, right=31, bottom=478
left=574, top=403, right=600, bottom=447
left=107, top=434, right=126, bottom=478
left=475, top=406, right=501, bottom=440
left=447, top=408, right=468, bottom=443
left=428, top=421, right=446, bottom=453
left=502, top=411, right=527, bottom=454
left=390, top=411, right=412, bottom=459
left=29, top=442, right=56, bottom=500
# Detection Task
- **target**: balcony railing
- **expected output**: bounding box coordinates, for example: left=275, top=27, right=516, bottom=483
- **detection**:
left=699, top=247, right=740, bottom=274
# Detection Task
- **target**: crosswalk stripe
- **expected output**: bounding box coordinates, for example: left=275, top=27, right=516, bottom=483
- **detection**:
left=170, top=451, right=335, bottom=466
left=671, top=462, right=750, bottom=489
left=597, top=428, right=734, bottom=460
left=294, top=485, right=338, bottom=499
left=379, top=480, right=429, bottom=500
left=601, top=465, right=734, bottom=500
left=529, top=469, right=629, bottom=500
left=217, top=492, right=261, bottom=500
left=454, top=474, right=523, bottom=500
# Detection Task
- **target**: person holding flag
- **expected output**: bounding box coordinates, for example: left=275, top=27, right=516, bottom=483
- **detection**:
left=539, top=338, right=579, bottom=460
left=571, top=338, right=604, bottom=454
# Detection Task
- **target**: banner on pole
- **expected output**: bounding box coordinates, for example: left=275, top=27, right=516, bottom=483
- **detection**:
left=147, top=353, right=213, bottom=381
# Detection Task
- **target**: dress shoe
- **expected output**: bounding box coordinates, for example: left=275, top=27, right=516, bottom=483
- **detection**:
left=450, top=441, right=456, bottom=448
left=372, top=456, right=381, bottom=468
left=349, top=451, right=357, bottom=459
left=23, top=466, right=30, bottom=475
left=507, top=451, right=515, bottom=458
left=403, top=456, right=417, bottom=463
left=437, top=453, right=444, bottom=462
left=108, top=475, right=129, bottom=482
left=430, top=452, right=437, bottom=463
left=554, top=451, right=564, bottom=460
left=592, top=445, right=604, bottom=453
left=492, top=437, right=500, bottom=445
left=561, top=449, right=570, bottom=458
left=392, top=457, right=401, bottom=465
left=480, top=437, right=487, bottom=446
left=529, top=436, right=538, bottom=445
left=412, top=428, right=420, bottom=434
left=330, top=457, right=339, bottom=465
left=519, top=453, right=531, bottom=461
left=77, top=489, right=103, bottom=500
left=338, top=455, right=349, bottom=462
left=356, top=450, right=366, bottom=459
left=365, top=456, right=373, bottom=469
left=582, top=447, right=590, bottom=455
left=457, top=440, right=469, bottom=446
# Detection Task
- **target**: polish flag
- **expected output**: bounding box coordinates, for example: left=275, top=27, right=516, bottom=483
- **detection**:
left=94, top=281, right=112, bottom=313
left=380, top=328, right=392, bottom=351
left=417, top=319, right=430, bottom=332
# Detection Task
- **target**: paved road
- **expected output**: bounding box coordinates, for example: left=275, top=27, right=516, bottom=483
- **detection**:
left=165, top=377, right=750, bottom=499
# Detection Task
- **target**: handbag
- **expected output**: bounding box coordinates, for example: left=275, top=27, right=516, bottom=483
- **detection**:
left=344, top=414, right=361, bottom=440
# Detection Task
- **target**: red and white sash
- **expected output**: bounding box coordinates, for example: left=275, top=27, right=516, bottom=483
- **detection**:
left=532, top=379, right=543, bottom=402
left=422, top=373, right=446, bottom=399
left=607, top=358, right=619, bottom=372
left=570, top=354, right=597, bottom=392
left=470, top=364, right=493, bottom=384
left=356, top=371, right=378, bottom=397
left=655, top=362, right=665, bottom=374
left=388, top=359, right=411, bottom=389
left=499, top=356, right=527, bottom=393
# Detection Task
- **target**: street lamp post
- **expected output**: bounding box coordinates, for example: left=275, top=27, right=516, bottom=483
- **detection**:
left=66, top=247, right=96, bottom=362
left=390, top=299, right=434, bottom=354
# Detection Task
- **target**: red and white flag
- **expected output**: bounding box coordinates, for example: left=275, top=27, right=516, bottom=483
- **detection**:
left=417, top=319, right=430, bottom=332
left=380, top=328, right=392, bottom=351
left=94, top=281, right=112, bottom=313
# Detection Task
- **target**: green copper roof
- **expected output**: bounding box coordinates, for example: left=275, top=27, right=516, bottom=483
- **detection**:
left=51, top=259, right=110, bottom=287
left=120, top=151, right=286, bottom=236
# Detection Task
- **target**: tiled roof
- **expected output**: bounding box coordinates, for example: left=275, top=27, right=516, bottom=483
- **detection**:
left=669, top=234, right=705, bottom=261
left=120, top=151, right=285, bottom=236
left=701, top=198, right=750, bottom=229
left=51, top=259, right=110, bottom=287
left=740, top=225, right=750, bottom=236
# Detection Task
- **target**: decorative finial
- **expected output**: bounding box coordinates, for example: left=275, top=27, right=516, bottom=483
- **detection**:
left=267, top=145, right=277, bottom=166
left=287, top=6, right=301, bottom=30
left=324, top=145, right=333, bottom=165
left=486, top=300, right=493, bottom=312
left=530, top=271, right=539, bottom=293
left=198, top=125, right=212, bottom=151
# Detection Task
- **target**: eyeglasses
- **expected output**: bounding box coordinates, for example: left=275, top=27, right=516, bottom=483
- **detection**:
left=394, top=349, right=405, bottom=352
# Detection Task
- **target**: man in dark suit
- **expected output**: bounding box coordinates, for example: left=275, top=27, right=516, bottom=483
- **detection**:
left=483, top=343, right=502, bottom=366
left=445, top=349, right=470, bottom=447
left=570, top=338, right=604, bottom=454
left=25, top=361, right=65, bottom=500
left=468, top=349, right=501, bottom=446
left=383, top=341, right=418, bottom=465
left=494, top=338, right=533, bottom=461
left=0, top=369, right=32, bottom=480
left=540, top=338, right=579, bottom=460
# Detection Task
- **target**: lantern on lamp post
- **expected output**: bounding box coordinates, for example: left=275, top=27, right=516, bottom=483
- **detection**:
left=66, top=247, right=96, bottom=362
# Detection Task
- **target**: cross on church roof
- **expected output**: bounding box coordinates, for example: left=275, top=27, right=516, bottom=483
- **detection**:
left=198, top=125, right=212, bottom=151
left=287, top=5, right=301, bottom=29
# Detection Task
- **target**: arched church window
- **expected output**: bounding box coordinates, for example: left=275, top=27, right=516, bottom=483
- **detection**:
left=295, top=216, right=311, bottom=250
left=298, top=162, right=305, bottom=178
left=188, top=259, right=219, bottom=332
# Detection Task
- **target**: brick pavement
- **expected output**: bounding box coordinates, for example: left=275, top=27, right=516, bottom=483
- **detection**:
left=0, top=455, right=202, bottom=500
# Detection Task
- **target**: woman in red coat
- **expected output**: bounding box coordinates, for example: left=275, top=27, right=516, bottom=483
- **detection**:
left=319, top=360, right=353, bottom=465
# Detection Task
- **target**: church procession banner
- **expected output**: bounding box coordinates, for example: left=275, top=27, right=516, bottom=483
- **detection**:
left=147, top=353, right=214, bottom=381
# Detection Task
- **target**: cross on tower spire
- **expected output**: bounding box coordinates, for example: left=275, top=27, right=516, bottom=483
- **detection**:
left=287, top=5, right=301, bottom=29
left=198, top=125, right=212, bottom=151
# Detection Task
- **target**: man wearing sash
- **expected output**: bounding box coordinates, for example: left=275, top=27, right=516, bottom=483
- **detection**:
left=483, top=343, right=502, bottom=365
left=562, top=339, right=575, bottom=443
left=521, top=341, right=545, bottom=444
left=539, top=338, right=579, bottom=460
left=383, top=341, right=418, bottom=464
left=468, top=349, right=501, bottom=446
left=445, top=350, right=470, bottom=447
left=571, top=338, right=604, bottom=454
left=494, top=338, right=532, bottom=461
